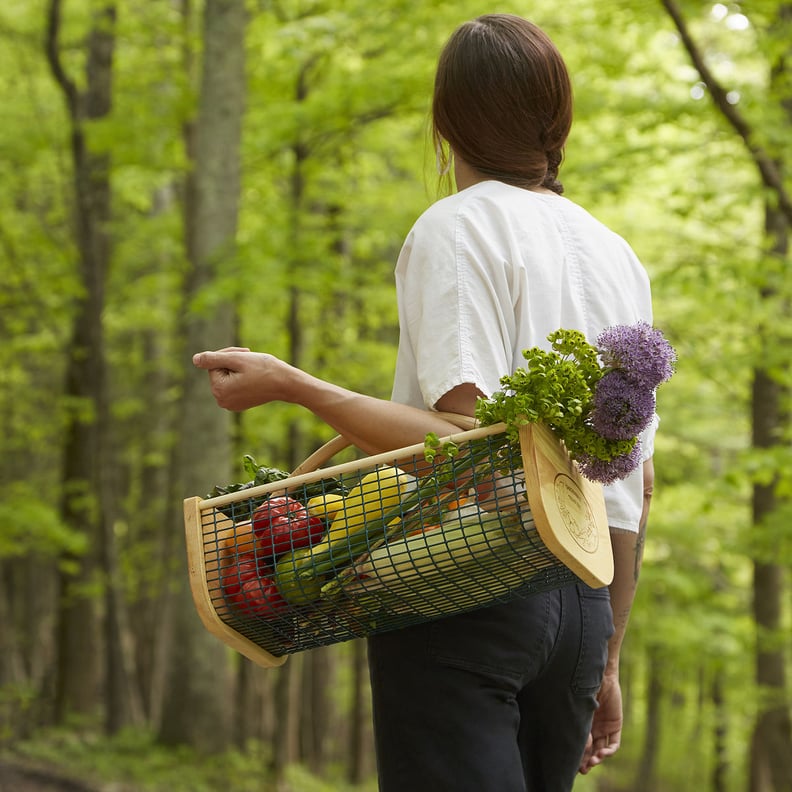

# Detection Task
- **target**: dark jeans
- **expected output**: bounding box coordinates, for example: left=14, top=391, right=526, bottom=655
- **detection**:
left=367, top=582, right=613, bottom=792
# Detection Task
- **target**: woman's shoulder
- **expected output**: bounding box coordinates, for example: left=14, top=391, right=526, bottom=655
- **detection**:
left=413, top=180, right=547, bottom=230
left=409, top=181, right=638, bottom=259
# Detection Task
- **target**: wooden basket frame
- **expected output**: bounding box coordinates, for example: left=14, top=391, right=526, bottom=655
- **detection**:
left=184, top=415, right=613, bottom=668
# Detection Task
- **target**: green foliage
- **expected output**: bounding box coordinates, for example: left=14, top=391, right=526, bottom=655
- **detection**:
left=475, top=330, right=611, bottom=454
left=3, top=727, right=378, bottom=792
left=0, top=0, right=790, bottom=788
left=0, top=483, right=86, bottom=560
left=284, top=764, right=377, bottom=792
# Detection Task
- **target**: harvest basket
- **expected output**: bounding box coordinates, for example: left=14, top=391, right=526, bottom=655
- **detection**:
left=184, top=415, right=613, bottom=668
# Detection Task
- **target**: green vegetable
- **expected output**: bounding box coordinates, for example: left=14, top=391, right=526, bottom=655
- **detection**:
left=207, top=454, right=348, bottom=523
left=320, top=509, right=545, bottom=615
left=206, top=456, right=290, bottom=522
left=356, top=510, right=522, bottom=581
left=475, top=329, right=635, bottom=465
left=274, top=547, right=326, bottom=606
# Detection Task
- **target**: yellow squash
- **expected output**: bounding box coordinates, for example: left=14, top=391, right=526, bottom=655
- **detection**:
left=324, top=466, right=414, bottom=545
left=306, top=493, right=346, bottom=522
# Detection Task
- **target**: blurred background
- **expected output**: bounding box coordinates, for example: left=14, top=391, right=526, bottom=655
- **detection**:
left=0, top=0, right=790, bottom=790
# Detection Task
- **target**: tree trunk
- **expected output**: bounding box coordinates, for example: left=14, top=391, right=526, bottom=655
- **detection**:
left=272, top=656, right=303, bottom=782
left=348, top=639, right=372, bottom=784
left=749, top=6, right=792, bottom=786
left=750, top=387, right=792, bottom=792
left=128, top=325, right=179, bottom=728
left=635, top=647, right=662, bottom=792
left=44, top=0, right=117, bottom=725
left=712, top=670, right=728, bottom=792
left=658, top=4, right=792, bottom=789
left=158, top=0, right=246, bottom=750
left=101, top=363, right=144, bottom=733
left=300, top=647, right=333, bottom=773
left=269, top=66, right=316, bottom=777
left=233, top=657, right=256, bottom=750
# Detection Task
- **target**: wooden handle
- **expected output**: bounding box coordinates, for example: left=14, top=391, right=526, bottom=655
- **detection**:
left=290, top=434, right=352, bottom=476
left=434, top=412, right=478, bottom=431
left=288, top=412, right=478, bottom=476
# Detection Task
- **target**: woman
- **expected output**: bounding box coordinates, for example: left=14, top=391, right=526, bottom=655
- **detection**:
left=194, top=14, right=655, bottom=791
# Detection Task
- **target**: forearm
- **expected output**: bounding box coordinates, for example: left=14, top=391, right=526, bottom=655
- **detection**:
left=605, top=527, right=645, bottom=674
left=192, top=348, right=471, bottom=457
left=289, top=370, right=468, bottom=457
left=605, top=458, right=653, bottom=674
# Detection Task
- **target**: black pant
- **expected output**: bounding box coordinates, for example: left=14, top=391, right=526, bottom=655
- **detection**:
left=367, top=582, right=613, bottom=792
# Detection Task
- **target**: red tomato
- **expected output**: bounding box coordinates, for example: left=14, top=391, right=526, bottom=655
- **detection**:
left=236, top=576, right=287, bottom=618
left=220, top=554, right=259, bottom=605
left=252, top=496, right=326, bottom=560
left=221, top=552, right=287, bottom=619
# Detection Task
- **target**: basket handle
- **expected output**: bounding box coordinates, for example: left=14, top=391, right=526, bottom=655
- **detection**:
left=289, top=412, right=478, bottom=477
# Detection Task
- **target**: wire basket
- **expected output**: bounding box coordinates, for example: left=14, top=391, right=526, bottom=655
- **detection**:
left=183, top=416, right=613, bottom=668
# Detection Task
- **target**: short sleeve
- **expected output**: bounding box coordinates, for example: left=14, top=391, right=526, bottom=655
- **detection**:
left=392, top=209, right=517, bottom=409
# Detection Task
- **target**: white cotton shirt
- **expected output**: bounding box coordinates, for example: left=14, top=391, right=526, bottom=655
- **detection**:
left=391, top=179, right=656, bottom=532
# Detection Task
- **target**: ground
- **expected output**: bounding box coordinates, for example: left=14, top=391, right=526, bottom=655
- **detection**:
left=0, top=761, right=98, bottom=792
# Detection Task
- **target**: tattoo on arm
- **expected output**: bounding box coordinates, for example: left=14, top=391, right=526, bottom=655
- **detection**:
left=614, top=606, right=632, bottom=632
left=633, top=521, right=646, bottom=583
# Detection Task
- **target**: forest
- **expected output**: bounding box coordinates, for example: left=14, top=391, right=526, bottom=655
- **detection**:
left=0, top=0, right=790, bottom=790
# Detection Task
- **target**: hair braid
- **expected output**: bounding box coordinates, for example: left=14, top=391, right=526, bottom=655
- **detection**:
left=542, top=150, right=564, bottom=195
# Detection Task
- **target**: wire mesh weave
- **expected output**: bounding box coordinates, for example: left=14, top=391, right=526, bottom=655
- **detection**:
left=189, top=425, right=581, bottom=660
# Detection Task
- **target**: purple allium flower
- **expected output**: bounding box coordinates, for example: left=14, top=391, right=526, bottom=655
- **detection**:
left=591, top=370, right=656, bottom=440
left=597, top=321, right=676, bottom=389
left=578, top=443, right=643, bottom=485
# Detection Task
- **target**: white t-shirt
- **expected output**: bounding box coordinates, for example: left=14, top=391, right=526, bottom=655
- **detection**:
left=391, top=180, right=655, bottom=532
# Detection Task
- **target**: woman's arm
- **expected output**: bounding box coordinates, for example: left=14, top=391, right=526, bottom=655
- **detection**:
left=579, top=457, right=653, bottom=774
left=607, top=457, right=653, bottom=673
left=192, top=348, right=476, bottom=455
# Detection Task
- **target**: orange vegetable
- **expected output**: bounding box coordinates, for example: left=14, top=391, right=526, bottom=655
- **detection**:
left=218, top=520, right=259, bottom=559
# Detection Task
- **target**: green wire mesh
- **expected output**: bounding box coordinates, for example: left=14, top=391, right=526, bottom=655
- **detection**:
left=198, top=430, right=579, bottom=657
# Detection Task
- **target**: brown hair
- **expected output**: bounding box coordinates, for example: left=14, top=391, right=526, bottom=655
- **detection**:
left=433, top=15, right=572, bottom=194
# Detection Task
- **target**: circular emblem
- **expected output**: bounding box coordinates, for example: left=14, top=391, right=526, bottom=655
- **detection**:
left=553, top=474, right=598, bottom=553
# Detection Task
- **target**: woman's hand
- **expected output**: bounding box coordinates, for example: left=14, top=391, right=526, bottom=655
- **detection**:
left=578, top=669, right=622, bottom=774
left=192, top=347, right=302, bottom=411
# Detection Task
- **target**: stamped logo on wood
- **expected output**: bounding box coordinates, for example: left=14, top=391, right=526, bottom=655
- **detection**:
left=553, top=473, right=598, bottom=553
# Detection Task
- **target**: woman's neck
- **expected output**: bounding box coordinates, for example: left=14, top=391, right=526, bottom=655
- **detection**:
left=453, top=157, right=487, bottom=191
left=452, top=156, right=557, bottom=195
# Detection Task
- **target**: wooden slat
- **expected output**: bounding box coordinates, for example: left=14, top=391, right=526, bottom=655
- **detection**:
left=183, top=496, right=287, bottom=668
left=519, top=423, right=613, bottom=588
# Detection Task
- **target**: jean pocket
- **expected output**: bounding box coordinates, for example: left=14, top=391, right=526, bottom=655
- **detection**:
left=428, top=596, right=557, bottom=683
left=572, top=584, right=613, bottom=695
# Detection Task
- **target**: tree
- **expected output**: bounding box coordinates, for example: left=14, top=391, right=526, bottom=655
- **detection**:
left=44, top=0, right=119, bottom=726
left=659, top=2, right=792, bottom=790
left=158, top=0, right=247, bottom=750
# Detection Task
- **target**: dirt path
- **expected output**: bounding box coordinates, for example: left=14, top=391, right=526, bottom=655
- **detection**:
left=0, top=761, right=99, bottom=792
